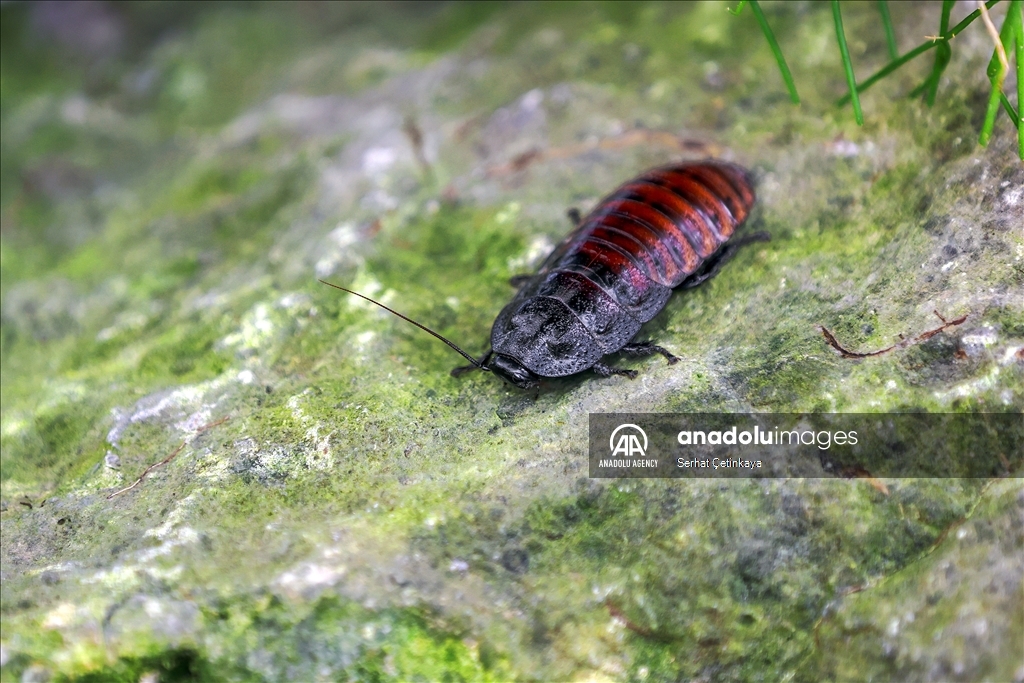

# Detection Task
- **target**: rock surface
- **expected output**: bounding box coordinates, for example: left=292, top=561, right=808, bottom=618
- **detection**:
left=1, top=2, right=1021, bottom=681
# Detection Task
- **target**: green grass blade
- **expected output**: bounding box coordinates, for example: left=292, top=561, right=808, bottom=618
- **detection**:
left=747, top=0, right=800, bottom=104
left=728, top=1, right=747, bottom=17
left=837, top=0, right=1002, bottom=106
left=832, top=0, right=863, bottom=124
left=878, top=1, right=898, bottom=59
left=1001, top=92, right=1020, bottom=127
left=1011, top=0, right=1023, bottom=157
left=1018, top=3, right=1023, bottom=158
left=838, top=42, right=939, bottom=105
left=979, top=0, right=1019, bottom=147
left=980, top=77, right=1006, bottom=147
left=911, top=39, right=954, bottom=102
left=920, top=0, right=956, bottom=106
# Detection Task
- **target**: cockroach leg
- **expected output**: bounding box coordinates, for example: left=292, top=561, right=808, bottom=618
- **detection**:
left=620, top=341, right=680, bottom=365
left=591, top=362, right=638, bottom=379
left=681, top=231, right=771, bottom=289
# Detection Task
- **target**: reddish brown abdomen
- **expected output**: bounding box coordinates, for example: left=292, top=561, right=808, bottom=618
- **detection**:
left=571, top=161, right=756, bottom=288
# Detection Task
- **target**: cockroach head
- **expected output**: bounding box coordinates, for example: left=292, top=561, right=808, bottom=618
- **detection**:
left=487, top=353, right=540, bottom=389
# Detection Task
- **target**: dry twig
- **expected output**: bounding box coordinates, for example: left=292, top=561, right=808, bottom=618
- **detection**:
left=820, top=310, right=968, bottom=359
left=605, top=599, right=667, bottom=641
left=402, top=116, right=432, bottom=176
left=978, top=0, right=1010, bottom=76
left=107, top=417, right=229, bottom=500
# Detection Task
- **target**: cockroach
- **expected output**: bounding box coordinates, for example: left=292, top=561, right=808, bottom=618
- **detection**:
left=321, top=160, right=766, bottom=388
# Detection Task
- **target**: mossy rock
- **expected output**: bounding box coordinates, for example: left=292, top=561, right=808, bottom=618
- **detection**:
left=2, top=2, right=1021, bottom=681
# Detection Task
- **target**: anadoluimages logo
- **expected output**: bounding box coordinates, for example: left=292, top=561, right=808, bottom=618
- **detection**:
left=609, top=424, right=648, bottom=457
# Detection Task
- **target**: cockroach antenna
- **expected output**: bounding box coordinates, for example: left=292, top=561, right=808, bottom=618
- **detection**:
left=317, top=279, right=485, bottom=370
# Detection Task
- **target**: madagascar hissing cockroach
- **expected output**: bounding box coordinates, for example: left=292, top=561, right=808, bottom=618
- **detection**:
left=321, top=160, right=766, bottom=388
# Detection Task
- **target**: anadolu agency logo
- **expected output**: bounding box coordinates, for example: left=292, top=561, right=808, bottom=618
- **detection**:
left=609, top=424, right=648, bottom=457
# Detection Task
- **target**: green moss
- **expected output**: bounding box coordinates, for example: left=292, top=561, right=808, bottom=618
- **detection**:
left=814, top=482, right=1022, bottom=682
left=29, top=594, right=517, bottom=682
left=0, top=4, right=76, bottom=102
left=167, top=164, right=268, bottom=215
left=134, top=323, right=231, bottom=382
left=403, top=478, right=986, bottom=681
left=287, top=598, right=511, bottom=681
left=151, top=8, right=309, bottom=131
left=419, top=2, right=506, bottom=54
left=0, top=396, right=104, bottom=485
left=55, top=243, right=110, bottom=282
left=56, top=648, right=235, bottom=683
left=213, top=167, right=307, bottom=255
left=984, top=305, right=1024, bottom=338
left=301, top=203, right=530, bottom=383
